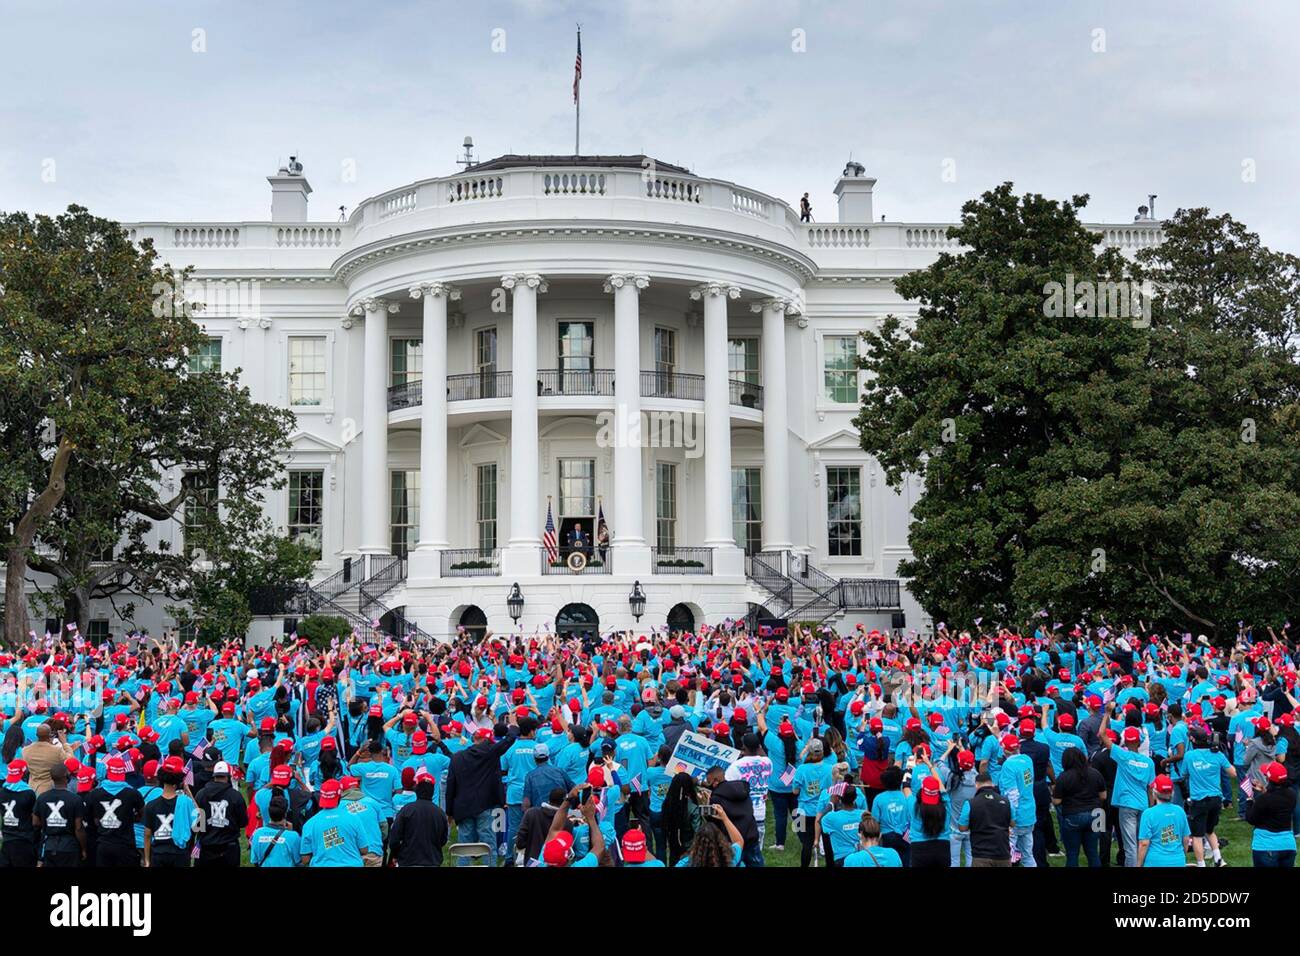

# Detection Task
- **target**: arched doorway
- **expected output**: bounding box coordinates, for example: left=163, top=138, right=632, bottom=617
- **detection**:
left=556, top=602, right=599, bottom=641
left=457, top=605, right=488, bottom=640
left=666, top=602, right=696, bottom=635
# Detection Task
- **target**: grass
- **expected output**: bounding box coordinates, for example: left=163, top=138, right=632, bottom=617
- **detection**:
left=229, top=799, right=1265, bottom=867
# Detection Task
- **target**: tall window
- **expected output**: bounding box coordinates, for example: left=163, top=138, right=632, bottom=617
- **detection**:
left=558, top=321, right=594, bottom=392
left=189, top=337, right=222, bottom=374
left=88, top=620, right=110, bottom=643
left=656, top=462, right=677, bottom=550
left=288, top=337, right=327, bottom=407
left=652, top=327, right=677, bottom=395
left=823, top=335, right=858, bottom=403
left=728, top=338, right=760, bottom=386
left=287, top=470, right=324, bottom=560
left=558, top=458, right=595, bottom=517
left=826, top=466, right=862, bottom=556
left=476, top=464, right=497, bottom=552
left=476, top=328, right=498, bottom=397
left=182, top=470, right=218, bottom=556
left=732, top=467, right=762, bottom=556
left=390, top=338, right=423, bottom=387
left=390, top=470, right=420, bottom=559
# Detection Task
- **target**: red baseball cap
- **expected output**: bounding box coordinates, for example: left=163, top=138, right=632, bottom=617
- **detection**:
left=1018, top=719, right=1036, bottom=737
left=5, top=760, right=27, bottom=784
left=586, top=766, right=607, bottom=789
left=1000, top=734, right=1020, bottom=751
left=919, top=776, right=942, bottom=805
left=77, top=766, right=96, bottom=792
left=1122, top=726, right=1142, bottom=744
left=318, top=778, right=342, bottom=808
left=957, top=750, right=976, bottom=771
left=1153, top=774, right=1174, bottom=795
left=927, top=712, right=944, bottom=728
left=320, top=736, right=338, bottom=751
left=1264, top=762, right=1289, bottom=785
left=161, top=755, right=185, bottom=775
left=105, top=756, right=127, bottom=781
left=621, top=828, right=648, bottom=863
left=1057, top=713, right=1076, bottom=729
left=542, top=831, right=575, bottom=866
left=270, top=765, right=292, bottom=786
left=259, top=717, right=276, bottom=732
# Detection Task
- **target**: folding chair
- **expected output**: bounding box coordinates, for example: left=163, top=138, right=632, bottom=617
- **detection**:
left=448, top=842, right=495, bottom=867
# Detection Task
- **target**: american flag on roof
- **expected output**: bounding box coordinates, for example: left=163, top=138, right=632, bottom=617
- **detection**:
left=573, top=27, right=582, bottom=104
left=543, top=500, right=558, bottom=564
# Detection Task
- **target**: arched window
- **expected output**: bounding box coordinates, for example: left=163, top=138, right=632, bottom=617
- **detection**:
left=458, top=605, right=488, bottom=639
left=666, top=603, right=696, bottom=635
left=555, top=602, right=599, bottom=640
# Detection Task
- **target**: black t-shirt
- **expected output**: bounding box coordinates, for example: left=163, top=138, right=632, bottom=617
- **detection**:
left=144, top=794, right=191, bottom=855
left=0, top=785, right=37, bottom=841
left=194, top=782, right=248, bottom=847
left=34, top=787, right=83, bottom=856
left=1052, top=766, right=1107, bottom=816
left=86, top=786, right=145, bottom=847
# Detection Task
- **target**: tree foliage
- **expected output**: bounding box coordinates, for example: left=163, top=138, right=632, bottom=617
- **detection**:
left=855, top=184, right=1300, bottom=637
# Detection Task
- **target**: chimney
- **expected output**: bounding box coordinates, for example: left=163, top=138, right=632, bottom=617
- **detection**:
left=833, top=160, right=875, bottom=223
left=267, top=156, right=312, bottom=222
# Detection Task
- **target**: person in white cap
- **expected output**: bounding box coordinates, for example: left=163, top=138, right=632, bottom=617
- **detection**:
left=193, top=760, right=248, bottom=867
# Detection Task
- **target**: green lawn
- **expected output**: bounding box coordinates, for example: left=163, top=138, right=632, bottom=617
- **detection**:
left=232, top=801, right=1263, bottom=867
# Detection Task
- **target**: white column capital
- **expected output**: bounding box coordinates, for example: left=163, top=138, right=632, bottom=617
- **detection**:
left=603, top=273, right=650, bottom=293
left=408, top=281, right=462, bottom=301
left=690, top=282, right=741, bottom=301
left=352, top=297, right=399, bottom=316
left=750, top=296, right=797, bottom=315
left=500, top=273, right=549, bottom=293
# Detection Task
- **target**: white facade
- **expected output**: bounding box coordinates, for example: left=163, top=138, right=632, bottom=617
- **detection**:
left=35, top=155, right=1164, bottom=642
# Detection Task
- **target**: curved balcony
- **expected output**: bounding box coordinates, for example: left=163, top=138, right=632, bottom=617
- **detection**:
left=389, top=370, right=764, bottom=412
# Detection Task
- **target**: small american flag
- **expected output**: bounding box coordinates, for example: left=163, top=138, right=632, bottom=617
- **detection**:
left=543, top=500, right=559, bottom=564
left=779, top=765, right=796, bottom=787
left=573, top=28, right=582, bottom=104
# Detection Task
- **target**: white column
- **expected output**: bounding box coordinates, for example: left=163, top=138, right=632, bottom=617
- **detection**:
left=691, top=282, right=743, bottom=573
left=356, top=297, right=397, bottom=556
left=605, top=274, right=650, bottom=563
left=501, top=273, right=546, bottom=575
left=408, top=282, right=458, bottom=579
left=756, top=297, right=793, bottom=552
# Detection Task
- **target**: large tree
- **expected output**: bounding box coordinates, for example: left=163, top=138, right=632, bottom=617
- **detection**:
left=855, top=184, right=1300, bottom=636
left=0, top=205, right=306, bottom=644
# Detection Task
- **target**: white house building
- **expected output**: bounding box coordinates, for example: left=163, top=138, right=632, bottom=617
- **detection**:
left=38, top=152, right=1164, bottom=643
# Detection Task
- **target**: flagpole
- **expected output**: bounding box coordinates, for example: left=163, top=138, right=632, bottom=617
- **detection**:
left=575, top=24, right=581, bottom=155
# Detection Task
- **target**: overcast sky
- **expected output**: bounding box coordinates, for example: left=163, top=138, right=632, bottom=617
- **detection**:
left=2, top=0, right=1297, bottom=250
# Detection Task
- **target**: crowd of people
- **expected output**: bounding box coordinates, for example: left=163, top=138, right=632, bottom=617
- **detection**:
left=1, top=618, right=1297, bottom=869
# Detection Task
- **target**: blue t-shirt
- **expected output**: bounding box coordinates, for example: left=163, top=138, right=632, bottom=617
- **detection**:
left=1112, top=749, right=1156, bottom=811
left=354, top=762, right=402, bottom=818
left=1139, top=802, right=1189, bottom=866
left=820, top=807, right=865, bottom=860
left=1184, top=748, right=1229, bottom=802
left=843, top=846, right=903, bottom=867
left=302, top=806, right=371, bottom=866
left=250, top=825, right=302, bottom=866
left=792, top=760, right=835, bottom=816
left=871, top=791, right=913, bottom=835
left=998, top=753, right=1037, bottom=827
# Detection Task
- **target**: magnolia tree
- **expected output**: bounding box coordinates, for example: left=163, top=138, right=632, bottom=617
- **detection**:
left=0, top=205, right=309, bottom=645
left=855, top=184, right=1300, bottom=637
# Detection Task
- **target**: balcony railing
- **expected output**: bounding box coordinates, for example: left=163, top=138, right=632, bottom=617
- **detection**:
left=541, top=547, right=612, bottom=574
left=641, top=370, right=705, bottom=401
left=537, top=368, right=615, bottom=397
left=729, top=379, right=764, bottom=410
left=651, top=546, right=713, bottom=574
left=390, top=369, right=763, bottom=410
left=839, top=578, right=903, bottom=610
left=388, top=380, right=422, bottom=411
left=449, top=371, right=512, bottom=401
left=440, top=548, right=500, bottom=577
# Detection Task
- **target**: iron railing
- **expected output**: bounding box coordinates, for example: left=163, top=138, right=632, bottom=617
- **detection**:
left=440, top=548, right=500, bottom=577
left=359, top=554, right=405, bottom=620
left=840, top=578, right=903, bottom=610
left=541, top=548, right=613, bottom=574
left=745, top=550, right=792, bottom=615
left=448, top=371, right=512, bottom=401
left=537, top=368, right=615, bottom=397
left=728, top=379, right=764, bottom=409
left=640, top=370, right=705, bottom=401
left=651, top=546, right=713, bottom=574
left=387, top=380, right=422, bottom=411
